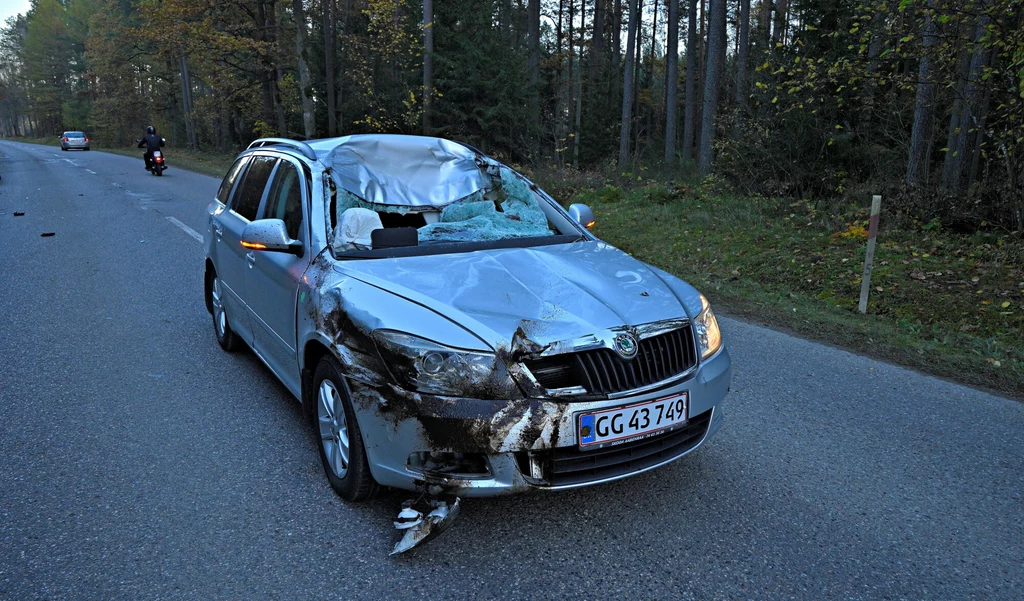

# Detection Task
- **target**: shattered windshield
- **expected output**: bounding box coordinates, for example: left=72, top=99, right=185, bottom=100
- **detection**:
left=416, top=167, right=552, bottom=242
left=330, top=165, right=562, bottom=254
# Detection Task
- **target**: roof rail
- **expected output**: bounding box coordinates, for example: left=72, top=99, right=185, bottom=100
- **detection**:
left=246, top=138, right=318, bottom=161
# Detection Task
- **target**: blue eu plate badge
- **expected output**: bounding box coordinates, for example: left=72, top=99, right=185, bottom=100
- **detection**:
left=579, top=413, right=596, bottom=445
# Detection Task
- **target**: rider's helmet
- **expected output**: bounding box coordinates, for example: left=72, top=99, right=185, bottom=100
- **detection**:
left=146, top=126, right=155, bottom=134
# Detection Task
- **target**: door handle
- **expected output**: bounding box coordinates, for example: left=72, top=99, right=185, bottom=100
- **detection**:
left=213, top=224, right=224, bottom=239
left=246, top=251, right=256, bottom=266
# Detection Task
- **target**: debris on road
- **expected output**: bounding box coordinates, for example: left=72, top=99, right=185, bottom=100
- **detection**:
left=14, top=211, right=24, bottom=216
left=40, top=232, right=55, bottom=237
left=390, top=496, right=461, bottom=556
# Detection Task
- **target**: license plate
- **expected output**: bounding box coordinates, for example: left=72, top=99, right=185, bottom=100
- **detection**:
left=577, top=392, right=689, bottom=449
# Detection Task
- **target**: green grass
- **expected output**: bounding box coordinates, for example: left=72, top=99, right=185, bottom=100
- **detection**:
left=552, top=178, right=1024, bottom=398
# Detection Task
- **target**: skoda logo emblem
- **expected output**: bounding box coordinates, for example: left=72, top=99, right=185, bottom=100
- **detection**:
left=613, top=333, right=639, bottom=359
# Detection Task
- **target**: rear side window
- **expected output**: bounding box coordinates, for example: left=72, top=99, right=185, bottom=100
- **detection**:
left=230, top=155, right=277, bottom=221
left=216, top=157, right=249, bottom=205
left=263, top=162, right=304, bottom=240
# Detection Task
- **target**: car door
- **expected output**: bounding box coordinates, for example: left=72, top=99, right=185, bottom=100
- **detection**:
left=245, top=157, right=311, bottom=395
left=212, top=154, right=279, bottom=344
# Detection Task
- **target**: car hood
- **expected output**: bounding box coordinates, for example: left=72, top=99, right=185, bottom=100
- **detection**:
left=334, top=241, right=699, bottom=350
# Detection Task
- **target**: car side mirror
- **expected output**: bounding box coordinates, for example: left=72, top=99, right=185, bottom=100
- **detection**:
left=241, top=219, right=304, bottom=257
left=568, top=203, right=596, bottom=230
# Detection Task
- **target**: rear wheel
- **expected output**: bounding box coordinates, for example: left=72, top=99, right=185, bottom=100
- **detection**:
left=314, top=357, right=378, bottom=502
left=210, top=273, right=242, bottom=352
left=155, top=168, right=162, bottom=176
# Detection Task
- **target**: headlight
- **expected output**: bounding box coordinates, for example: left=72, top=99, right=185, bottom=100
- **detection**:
left=373, top=330, right=522, bottom=399
left=694, top=294, right=722, bottom=359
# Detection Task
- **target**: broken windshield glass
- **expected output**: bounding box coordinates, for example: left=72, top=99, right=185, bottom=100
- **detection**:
left=417, top=167, right=553, bottom=243
left=330, top=164, right=554, bottom=249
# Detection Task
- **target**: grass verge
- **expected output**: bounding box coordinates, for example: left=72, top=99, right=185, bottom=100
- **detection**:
left=545, top=175, right=1023, bottom=399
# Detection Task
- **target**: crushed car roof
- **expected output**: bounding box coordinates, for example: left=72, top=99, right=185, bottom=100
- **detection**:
left=309, top=134, right=491, bottom=209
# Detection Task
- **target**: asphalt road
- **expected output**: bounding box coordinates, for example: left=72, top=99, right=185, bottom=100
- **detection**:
left=0, top=140, right=1021, bottom=601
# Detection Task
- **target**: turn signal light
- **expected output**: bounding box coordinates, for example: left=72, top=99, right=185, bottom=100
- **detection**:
left=585, top=220, right=596, bottom=229
left=241, top=241, right=266, bottom=250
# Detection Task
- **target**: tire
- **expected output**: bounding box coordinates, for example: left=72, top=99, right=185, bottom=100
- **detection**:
left=155, top=167, right=162, bottom=176
left=61, top=147, right=67, bottom=151
left=210, top=273, right=243, bottom=352
left=314, top=357, right=378, bottom=502
left=85, top=148, right=90, bottom=151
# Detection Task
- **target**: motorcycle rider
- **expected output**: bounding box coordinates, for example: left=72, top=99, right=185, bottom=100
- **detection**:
left=137, top=126, right=165, bottom=171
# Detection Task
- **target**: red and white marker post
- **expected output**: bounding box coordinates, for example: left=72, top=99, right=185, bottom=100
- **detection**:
left=858, top=195, right=882, bottom=314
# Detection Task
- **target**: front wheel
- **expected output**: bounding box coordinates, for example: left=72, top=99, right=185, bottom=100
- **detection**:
left=314, top=357, right=378, bottom=502
left=210, top=273, right=242, bottom=352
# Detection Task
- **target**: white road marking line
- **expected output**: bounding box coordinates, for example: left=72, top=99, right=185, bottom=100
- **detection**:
left=167, top=217, right=203, bottom=243
left=86, top=169, right=96, bottom=174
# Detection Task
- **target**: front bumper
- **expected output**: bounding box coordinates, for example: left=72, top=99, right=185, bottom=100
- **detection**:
left=349, top=347, right=731, bottom=497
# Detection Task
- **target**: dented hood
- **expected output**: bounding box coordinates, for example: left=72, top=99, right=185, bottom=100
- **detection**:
left=334, top=241, right=699, bottom=349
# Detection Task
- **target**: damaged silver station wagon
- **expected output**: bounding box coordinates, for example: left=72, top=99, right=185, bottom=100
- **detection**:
left=204, top=134, right=731, bottom=502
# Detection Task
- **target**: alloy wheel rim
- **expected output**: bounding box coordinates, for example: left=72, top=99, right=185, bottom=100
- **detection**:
left=318, top=379, right=349, bottom=478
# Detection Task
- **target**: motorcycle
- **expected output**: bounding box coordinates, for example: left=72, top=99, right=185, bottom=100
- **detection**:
left=150, top=150, right=167, bottom=176
left=136, top=138, right=168, bottom=176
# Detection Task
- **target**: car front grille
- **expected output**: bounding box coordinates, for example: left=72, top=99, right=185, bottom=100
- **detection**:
left=522, top=409, right=712, bottom=487
left=524, top=326, right=698, bottom=395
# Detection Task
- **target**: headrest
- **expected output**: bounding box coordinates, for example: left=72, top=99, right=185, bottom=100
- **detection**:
left=335, top=208, right=383, bottom=250
left=371, top=227, right=419, bottom=249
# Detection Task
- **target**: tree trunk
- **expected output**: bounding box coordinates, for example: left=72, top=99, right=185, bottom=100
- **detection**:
left=697, top=0, right=725, bottom=175
left=423, top=0, right=434, bottom=133
left=633, top=0, right=643, bottom=137
left=618, top=0, right=640, bottom=168
left=943, top=12, right=990, bottom=195
left=905, top=4, right=938, bottom=188
left=771, top=0, right=786, bottom=47
left=178, top=56, right=198, bottom=149
left=759, top=0, right=771, bottom=48
left=292, top=0, right=316, bottom=138
left=586, top=0, right=606, bottom=163
left=644, top=0, right=656, bottom=145
left=337, top=0, right=350, bottom=132
left=665, top=0, right=679, bottom=163
left=682, top=0, right=698, bottom=160
left=266, top=0, right=288, bottom=136
left=574, top=0, right=586, bottom=168
left=611, top=0, right=621, bottom=83
left=588, top=0, right=605, bottom=93
left=165, top=58, right=181, bottom=147
left=528, top=0, right=540, bottom=137
left=568, top=0, right=577, bottom=161
left=733, top=0, right=749, bottom=107
left=968, top=82, right=992, bottom=189
left=323, top=0, right=336, bottom=136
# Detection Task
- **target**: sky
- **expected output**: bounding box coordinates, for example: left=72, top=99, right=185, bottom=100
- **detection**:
left=0, top=0, right=31, bottom=25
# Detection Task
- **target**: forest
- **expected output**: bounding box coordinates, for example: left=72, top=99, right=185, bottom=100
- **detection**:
left=1, top=0, right=1022, bottom=231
